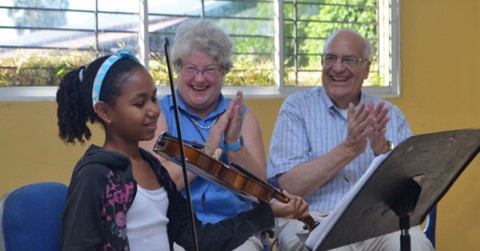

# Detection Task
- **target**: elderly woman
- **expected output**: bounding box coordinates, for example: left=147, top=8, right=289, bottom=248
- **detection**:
left=142, top=19, right=308, bottom=250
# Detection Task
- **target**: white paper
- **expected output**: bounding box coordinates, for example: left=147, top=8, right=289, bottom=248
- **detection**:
left=305, top=153, right=390, bottom=250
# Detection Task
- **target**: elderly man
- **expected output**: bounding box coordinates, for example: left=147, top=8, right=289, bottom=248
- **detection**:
left=267, top=29, right=435, bottom=251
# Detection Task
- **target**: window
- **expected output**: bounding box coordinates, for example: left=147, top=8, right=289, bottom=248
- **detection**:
left=0, top=0, right=400, bottom=100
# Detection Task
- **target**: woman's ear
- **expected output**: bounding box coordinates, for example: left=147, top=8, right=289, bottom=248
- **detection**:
left=94, top=101, right=112, bottom=125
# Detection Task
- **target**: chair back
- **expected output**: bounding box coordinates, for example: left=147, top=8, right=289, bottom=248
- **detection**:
left=424, top=206, right=437, bottom=248
left=0, top=182, right=68, bottom=251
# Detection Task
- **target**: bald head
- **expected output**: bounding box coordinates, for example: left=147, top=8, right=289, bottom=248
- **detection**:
left=320, top=29, right=372, bottom=109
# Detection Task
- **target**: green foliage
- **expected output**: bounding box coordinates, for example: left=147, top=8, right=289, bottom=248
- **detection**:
left=0, top=51, right=275, bottom=87
left=149, top=52, right=170, bottom=86
left=0, top=51, right=93, bottom=87
left=0, top=49, right=379, bottom=87
left=222, top=0, right=379, bottom=86
left=225, top=56, right=274, bottom=86
left=218, top=2, right=273, bottom=55
left=365, top=70, right=384, bottom=87
left=303, top=0, right=377, bottom=60
left=150, top=54, right=274, bottom=87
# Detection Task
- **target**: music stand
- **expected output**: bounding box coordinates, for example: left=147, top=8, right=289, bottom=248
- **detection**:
left=305, top=129, right=480, bottom=251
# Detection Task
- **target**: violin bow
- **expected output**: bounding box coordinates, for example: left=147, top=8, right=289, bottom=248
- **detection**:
left=164, top=38, right=200, bottom=251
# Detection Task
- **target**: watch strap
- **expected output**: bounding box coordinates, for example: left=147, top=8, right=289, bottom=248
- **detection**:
left=225, top=136, right=243, bottom=151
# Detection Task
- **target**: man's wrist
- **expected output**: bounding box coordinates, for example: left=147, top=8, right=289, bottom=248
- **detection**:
left=386, top=140, right=394, bottom=152
left=374, top=140, right=394, bottom=156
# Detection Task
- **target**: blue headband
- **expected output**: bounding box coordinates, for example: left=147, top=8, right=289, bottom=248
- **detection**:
left=92, top=49, right=140, bottom=107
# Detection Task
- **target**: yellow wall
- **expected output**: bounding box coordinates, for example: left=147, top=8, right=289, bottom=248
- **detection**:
left=0, top=1, right=479, bottom=250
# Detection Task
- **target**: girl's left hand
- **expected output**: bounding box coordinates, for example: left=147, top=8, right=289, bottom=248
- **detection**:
left=270, top=190, right=309, bottom=219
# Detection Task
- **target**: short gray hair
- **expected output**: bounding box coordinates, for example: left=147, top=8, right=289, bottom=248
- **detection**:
left=171, top=19, right=233, bottom=75
left=323, top=29, right=372, bottom=61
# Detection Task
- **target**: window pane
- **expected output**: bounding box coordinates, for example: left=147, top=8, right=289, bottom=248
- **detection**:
left=149, top=0, right=210, bottom=16
left=0, top=0, right=397, bottom=97
left=97, top=0, right=138, bottom=12
left=283, top=0, right=379, bottom=87
left=147, top=1, right=275, bottom=87
left=69, top=0, right=96, bottom=11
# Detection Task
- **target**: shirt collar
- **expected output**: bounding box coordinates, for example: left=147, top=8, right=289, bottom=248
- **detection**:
left=319, top=87, right=366, bottom=118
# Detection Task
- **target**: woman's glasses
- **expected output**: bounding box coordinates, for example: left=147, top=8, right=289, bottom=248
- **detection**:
left=181, top=65, right=220, bottom=78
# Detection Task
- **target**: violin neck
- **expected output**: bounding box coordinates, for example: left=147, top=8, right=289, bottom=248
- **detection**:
left=272, top=190, right=317, bottom=231
left=272, top=189, right=289, bottom=204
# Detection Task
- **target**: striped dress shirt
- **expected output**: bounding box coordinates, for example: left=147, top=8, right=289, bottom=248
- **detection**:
left=267, top=86, right=411, bottom=212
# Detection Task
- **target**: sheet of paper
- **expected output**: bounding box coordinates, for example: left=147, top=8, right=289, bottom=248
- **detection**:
left=305, top=153, right=390, bottom=250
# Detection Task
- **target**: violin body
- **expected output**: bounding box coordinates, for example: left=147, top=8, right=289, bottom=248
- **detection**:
left=153, top=132, right=317, bottom=231
left=154, top=132, right=286, bottom=203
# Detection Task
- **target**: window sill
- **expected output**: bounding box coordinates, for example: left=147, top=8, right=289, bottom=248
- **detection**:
left=0, top=85, right=399, bottom=102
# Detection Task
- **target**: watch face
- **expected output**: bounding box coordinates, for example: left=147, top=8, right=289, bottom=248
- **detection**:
left=387, top=141, right=395, bottom=151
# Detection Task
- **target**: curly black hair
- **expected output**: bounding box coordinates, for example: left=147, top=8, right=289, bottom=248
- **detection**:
left=56, top=55, right=143, bottom=144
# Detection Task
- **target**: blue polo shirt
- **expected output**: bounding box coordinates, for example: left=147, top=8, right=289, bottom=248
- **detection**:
left=159, top=91, right=253, bottom=223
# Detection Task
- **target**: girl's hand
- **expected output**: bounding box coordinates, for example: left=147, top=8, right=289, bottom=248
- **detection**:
left=270, top=190, right=309, bottom=219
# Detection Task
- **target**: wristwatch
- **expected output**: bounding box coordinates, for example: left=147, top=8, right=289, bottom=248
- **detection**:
left=225, top=136, right=244, bottom=151
left=386, top=140, right=395, bottom=152
left=375, top=140, right=394, bottom=156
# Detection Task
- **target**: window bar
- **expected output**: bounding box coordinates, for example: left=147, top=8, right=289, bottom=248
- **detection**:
left=95, top=0, right=100, bottom=57
left=293, top=0, right=299, bottom=86
left=139, top=0, right=149, bottom=69
left=274, top=0, right=284, bottom=88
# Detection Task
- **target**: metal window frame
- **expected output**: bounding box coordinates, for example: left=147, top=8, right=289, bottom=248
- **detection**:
left=0, top=0, right=400, bottom=101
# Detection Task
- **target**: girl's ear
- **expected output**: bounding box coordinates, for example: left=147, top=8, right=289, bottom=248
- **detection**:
left=94, top=101, right=112, bottom=125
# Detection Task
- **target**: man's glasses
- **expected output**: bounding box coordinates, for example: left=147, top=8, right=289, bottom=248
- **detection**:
left=322, top=54, right=369, bottom=67
left=181, top=65, right=220, bottom=78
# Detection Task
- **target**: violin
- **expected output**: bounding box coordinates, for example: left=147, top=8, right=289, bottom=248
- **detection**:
left=153, top=132, right=317, bottom=231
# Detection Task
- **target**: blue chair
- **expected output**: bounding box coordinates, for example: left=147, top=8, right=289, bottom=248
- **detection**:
left=0, top=182, right=68, bottom=251
left=424, top=206, right=437, bottom=248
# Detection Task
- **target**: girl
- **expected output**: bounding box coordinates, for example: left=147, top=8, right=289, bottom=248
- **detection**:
left=56, top=50, right=306, bottom=251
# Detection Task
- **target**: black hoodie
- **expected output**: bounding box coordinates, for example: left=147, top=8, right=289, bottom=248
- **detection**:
left=61, top=144, right=274, bottom=251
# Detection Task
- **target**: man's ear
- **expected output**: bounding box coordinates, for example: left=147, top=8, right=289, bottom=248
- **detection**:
left=364, top=61, right=372, bottom=79
left=94, top=101, right=112, bottom=124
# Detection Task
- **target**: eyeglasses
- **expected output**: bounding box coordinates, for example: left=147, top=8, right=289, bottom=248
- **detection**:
left=322, top=54, right=369, bottom=67
left=181, top=65, right=220, bottom=78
